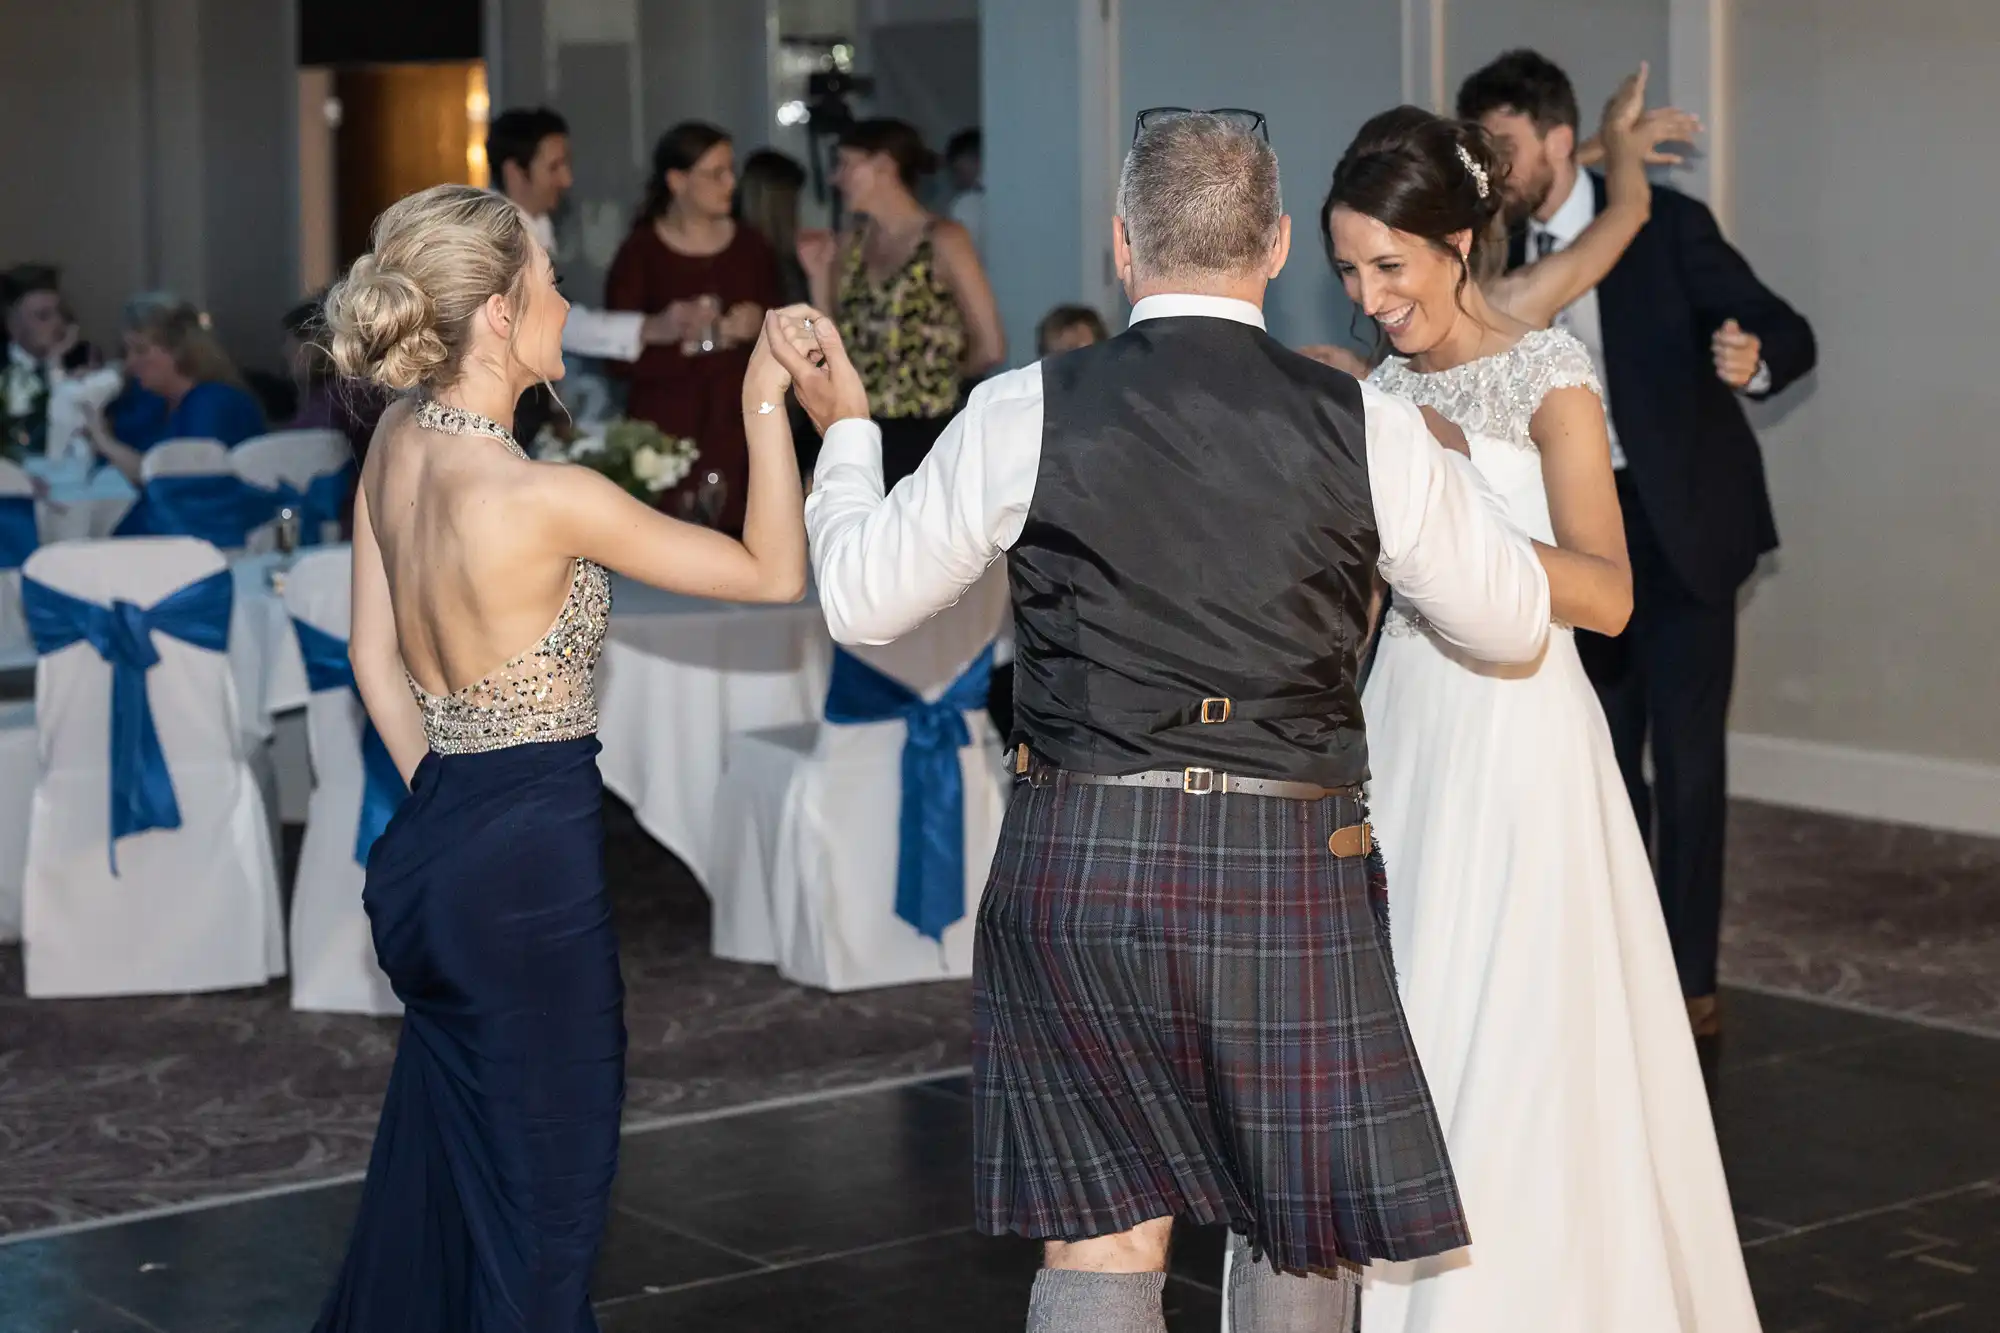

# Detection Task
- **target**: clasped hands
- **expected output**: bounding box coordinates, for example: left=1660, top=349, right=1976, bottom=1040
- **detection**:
left=642, top=296, right=765, bottom=350
left=742, top=305, right=870, bottom=433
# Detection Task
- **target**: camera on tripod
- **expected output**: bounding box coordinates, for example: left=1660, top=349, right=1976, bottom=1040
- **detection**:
left=801, top=70, right=876, bottom=219
left=805, top=70, right=875, bottom=131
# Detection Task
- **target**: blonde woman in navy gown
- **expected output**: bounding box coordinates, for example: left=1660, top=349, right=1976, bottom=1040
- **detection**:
left=313, top=184, right=810, bottom=1331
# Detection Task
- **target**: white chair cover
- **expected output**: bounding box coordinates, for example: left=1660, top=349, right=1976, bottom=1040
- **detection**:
left=708, top=567, right=1010, bottom=991
left=232, top=428, right=352, bottom=550
left=0, top=702, right=37, bottom=942
left=20, top=538, right=284, bottom=997
left=282, top=548, right=399, bottom=1015
left=0, top=459, right=39, bottom=668
left=141, top=437, right=233, bottom=479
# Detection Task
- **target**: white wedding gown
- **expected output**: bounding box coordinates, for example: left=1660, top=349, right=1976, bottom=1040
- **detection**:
left=1358, top=329, right=1761, bottom=1332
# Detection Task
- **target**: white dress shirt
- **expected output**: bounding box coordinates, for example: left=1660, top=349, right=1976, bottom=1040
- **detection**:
left=806, top=293, right=1550, bottom=667
left=525, top=211, right=648, bottom=364
left=1529, top=175, right=1628, bottom=470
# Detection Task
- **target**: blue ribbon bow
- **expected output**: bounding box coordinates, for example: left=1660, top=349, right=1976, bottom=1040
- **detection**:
left=22, top=568, right=234, bottom=872
left=112, top=474, right=258, bottom=549
left=0, top=494, right=39, bottom=570
left=823, top=643, right=994, bottom=942
left=292, top=617, right=408, bottom=863
left=251, top=466, right=353, bottom=547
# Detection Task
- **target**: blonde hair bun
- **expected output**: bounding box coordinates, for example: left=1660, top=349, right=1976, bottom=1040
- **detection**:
left=320, top=184, right=534, bottom=395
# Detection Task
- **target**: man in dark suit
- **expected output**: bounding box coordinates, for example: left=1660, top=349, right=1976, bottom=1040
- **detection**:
left=1458, top=50, right=1816, bottom=1036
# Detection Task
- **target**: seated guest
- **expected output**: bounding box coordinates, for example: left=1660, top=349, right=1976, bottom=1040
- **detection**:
left=1, top=264, right=87, bottom=459
left=607, top=121, right=783, bottom=534
left=101, top=292, right=179, bottom=448
left=83, top=299, right=265, bottom=482
left=283, top=296, right=386, bottom=459
left=283, top=295, right=387, bottom=537
left=1036, top=303, right=1109, bottom=357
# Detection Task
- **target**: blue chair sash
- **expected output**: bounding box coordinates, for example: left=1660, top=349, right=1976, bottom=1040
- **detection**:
left=113, top=474, right=257, bottom=549
left=249, top=465, right=353, bottom=547
left=21, top=568, right=234, bottom=872
left=823, top=643, right=994, bottom=942
left=292, top=617, right=408, bottom=864
left=0, top=494, right=38, bottom=570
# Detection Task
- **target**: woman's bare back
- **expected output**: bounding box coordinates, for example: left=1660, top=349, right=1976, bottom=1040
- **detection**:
left=361, top=399, right=581, bottom=700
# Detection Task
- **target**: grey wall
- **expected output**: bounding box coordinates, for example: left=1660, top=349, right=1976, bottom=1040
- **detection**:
left=1444, top=0, right=1669, bottom=122
left=1119, top=0, right=1403, bottom=349
left=199, top=0, right=298, bottom=369
left=0, top=0, right=294, bottom=372
left=0, top=1, right=152, bottom=354
left=980, top=0, right=1085, bottom=364
left=493, top=0, right=772, bottom=307
left=1728, top=0, right=2000, bottom=767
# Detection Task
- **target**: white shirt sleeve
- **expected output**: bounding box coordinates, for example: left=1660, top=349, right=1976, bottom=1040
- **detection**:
left=1363, top=383, right=1551, bottom=662
left=560, top=306, right=647, bottom=363
left=805, top=363, right=1043, bottom=645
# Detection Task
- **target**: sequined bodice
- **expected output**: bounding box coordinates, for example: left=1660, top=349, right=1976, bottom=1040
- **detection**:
left=406, top=399, right=612, bottom=755
left=1370, top=328, right=1601, bottom=640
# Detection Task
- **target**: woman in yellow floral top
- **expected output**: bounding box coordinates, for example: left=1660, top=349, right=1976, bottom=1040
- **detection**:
left=800, top=119, right=1004, bottom=487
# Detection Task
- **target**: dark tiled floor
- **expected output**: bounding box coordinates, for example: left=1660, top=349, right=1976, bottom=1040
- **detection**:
left=0, top=989, right=1993, bottom=1333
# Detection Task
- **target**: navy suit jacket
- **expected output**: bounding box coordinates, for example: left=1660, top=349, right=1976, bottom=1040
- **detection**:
left=1509, top=175, right=1815, bottom=602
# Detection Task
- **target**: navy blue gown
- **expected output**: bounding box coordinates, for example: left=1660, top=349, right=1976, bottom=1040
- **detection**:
left=314, top=532, right=624, bottom=1326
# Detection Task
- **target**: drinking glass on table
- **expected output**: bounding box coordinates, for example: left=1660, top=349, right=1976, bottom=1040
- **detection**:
left=679, top=295, right=722, bottom=357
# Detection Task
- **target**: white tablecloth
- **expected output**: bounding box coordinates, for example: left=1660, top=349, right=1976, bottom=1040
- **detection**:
left=230, top=552, right=313, bottom=735
left=23, top=458, right=137, bottom=544
left=596, top=578, right=831, bottom=884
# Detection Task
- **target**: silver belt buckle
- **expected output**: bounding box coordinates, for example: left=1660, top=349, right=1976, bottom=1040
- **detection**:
left=1182, top=766, right=1215, bottom=795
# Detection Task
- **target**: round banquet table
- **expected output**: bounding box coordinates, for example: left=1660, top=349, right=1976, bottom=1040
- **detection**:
left=594, top=576, right=831, bottom=886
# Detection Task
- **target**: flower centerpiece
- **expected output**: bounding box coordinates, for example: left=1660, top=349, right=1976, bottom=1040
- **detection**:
left=533, top=417, right=698, bottom=501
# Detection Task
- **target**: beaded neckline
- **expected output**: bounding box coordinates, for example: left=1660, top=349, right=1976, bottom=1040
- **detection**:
left=415, top=398, right=526, bottom=458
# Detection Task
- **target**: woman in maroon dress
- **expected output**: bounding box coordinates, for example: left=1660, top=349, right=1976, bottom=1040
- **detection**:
left=606, top=122, right=782, bottom=535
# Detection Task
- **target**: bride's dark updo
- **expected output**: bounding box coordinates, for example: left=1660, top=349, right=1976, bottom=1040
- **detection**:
left=1320, top=106, right=1511, bottom=295
left=323, top=184, right=535, bottom=393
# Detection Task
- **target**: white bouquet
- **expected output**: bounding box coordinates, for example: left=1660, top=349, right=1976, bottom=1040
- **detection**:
left=533, top=417, right=698, bottom=501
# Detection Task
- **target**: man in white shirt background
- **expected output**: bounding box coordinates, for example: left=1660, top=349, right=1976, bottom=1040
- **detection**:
left=486, top=107, right=703, bottom=367
left=774, top=109, right=1584, bottom=1333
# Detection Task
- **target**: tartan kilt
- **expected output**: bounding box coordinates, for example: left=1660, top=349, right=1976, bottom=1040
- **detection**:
left=971, top=773, right=1469, bottom=1273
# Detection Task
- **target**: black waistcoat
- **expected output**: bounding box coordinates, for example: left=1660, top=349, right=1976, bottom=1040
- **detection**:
left=1009, top=316, right=1379, bottom=787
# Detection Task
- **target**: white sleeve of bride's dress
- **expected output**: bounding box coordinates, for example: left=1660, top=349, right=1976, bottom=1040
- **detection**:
left=1362, top=384, right=1552, bottom=663
left=805, top=363, right=1043, bottom=646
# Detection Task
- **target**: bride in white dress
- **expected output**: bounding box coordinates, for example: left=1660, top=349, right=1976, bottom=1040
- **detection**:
left=1320, top=109, right=1762, bottom=1331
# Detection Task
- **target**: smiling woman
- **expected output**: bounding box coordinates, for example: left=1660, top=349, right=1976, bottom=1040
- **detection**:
left=1319, top=106, right=1508, bottom=359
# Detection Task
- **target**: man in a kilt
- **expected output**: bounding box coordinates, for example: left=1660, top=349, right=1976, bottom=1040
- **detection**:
left=779, top=112, right=1559, bottom=1332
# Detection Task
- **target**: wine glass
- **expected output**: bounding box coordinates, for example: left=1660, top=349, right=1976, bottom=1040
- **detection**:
left=275, top=504, right=300, bottom=555
left=696, top=470, right=729, bottom=527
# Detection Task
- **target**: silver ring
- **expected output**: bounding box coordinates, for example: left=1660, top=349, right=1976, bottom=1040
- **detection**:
left=802, top=317, right=816, bottom=332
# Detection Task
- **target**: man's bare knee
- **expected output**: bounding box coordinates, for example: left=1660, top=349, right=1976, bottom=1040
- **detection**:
left=1044, top=1216, right=1175, bottom=1273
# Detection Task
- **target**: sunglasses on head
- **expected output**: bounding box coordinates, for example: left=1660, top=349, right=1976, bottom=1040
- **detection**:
left=1132, top=107, right=1270, bottom=142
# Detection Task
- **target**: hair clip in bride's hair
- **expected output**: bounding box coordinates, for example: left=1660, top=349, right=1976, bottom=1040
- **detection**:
left=1455, top=143, right=1491, bottom=200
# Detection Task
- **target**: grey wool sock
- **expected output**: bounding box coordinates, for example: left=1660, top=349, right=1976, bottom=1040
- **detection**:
left=1225, top=1230, right=1359, bottom=1333
left=1025, top=1268, right=1169, bottom=1333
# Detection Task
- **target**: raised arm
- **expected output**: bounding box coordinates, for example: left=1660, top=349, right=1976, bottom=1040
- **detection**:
left=1531, top=386, right=1632, bottom=635
left=1489, top=63, right=1701, bottom=329
left=349, top=465, right=429, bottom=783
left=1365, top=383, right=1550, bottom=662
left=534, top=309, right=808, bottom=603
left=770, top=309, right=1037, bottom=645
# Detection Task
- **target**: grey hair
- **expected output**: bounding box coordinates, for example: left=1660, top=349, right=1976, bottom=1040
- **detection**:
left=1116, top=113, right=1282, bottom=279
